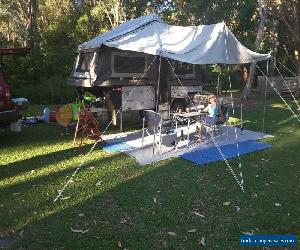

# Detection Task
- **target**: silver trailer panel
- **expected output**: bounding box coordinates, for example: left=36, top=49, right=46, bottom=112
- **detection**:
left=121, top=86, right=155, bottom=111
left=171, top=85, right=202, bottom=98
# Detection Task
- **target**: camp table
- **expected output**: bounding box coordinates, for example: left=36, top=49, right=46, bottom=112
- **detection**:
left=171, top=111, right=207, bottom=147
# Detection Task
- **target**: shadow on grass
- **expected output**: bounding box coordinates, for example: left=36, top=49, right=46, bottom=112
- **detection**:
left=0, top=143, right=96, bottom=181
left=8, top=158, right=225, bottom=249
left=0, top=150, right=120, bottom=194
left=0, top=121, right=143, bottom=150
left=0, top=152, right=130, bottom=238
left=10, top=149, right=300, bottom=250
left=0, top=120, right=142, bottom=181
left=0, top=123, right=71, bottom=149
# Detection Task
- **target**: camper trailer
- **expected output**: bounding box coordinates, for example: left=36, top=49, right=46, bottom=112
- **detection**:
left=68, top=13, right=271, bottom=123
left=67, top=46, right=205, bottom=116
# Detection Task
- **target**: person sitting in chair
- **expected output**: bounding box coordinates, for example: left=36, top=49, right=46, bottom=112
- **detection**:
left=196, top=94, right=224, bottom=141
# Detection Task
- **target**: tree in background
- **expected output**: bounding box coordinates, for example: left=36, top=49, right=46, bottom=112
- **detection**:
left=0, top=0, right=31, bottom=46
left=0, top=0, right=298, bottom=103
left=270, top=0, right=300, bottom=75
left=242, top=0, right=268, bottom=101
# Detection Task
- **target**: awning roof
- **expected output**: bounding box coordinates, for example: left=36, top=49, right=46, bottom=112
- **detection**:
left=79, top=13, right=270, bottom=64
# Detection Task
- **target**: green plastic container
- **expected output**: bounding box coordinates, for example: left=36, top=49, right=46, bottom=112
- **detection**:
left=72, top=103, right=81, bottom=120
left=83, top=91, right=96, bottom=102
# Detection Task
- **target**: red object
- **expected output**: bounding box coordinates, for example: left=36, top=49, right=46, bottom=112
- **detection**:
left=0, top=68, right=18, bottom=126
left=0, top=47, right=30, bottom=126
left=0, top=67, right=13, bottom=112
left=49, top=111, right=56, bottom=122
left=73, top=108, right=102, bottom=147
left=0, top=48, right=30, bottom=111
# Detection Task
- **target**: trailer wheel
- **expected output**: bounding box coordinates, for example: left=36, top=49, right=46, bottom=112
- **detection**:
left=171, top=99, right=186, bottom=112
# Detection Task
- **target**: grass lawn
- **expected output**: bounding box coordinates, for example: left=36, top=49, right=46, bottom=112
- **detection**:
left=0, top=94, right=299, bottom=249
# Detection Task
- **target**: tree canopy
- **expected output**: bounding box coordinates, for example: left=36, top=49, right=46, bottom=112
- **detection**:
left=0, top=0, right=298, bottom=103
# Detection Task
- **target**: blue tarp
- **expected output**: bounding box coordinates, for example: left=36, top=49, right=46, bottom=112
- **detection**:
left=103, top=142, right=133, bottom=153
left=181, top=140, right=271, bottom=166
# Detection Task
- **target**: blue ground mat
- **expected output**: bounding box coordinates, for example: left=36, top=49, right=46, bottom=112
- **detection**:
left=102, top=142, right=133, bottom=153
left=181, top=140, right=272, bottom=166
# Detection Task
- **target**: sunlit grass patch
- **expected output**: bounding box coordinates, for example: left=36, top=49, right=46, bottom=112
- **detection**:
left=271, top=103, right=288, bottom=109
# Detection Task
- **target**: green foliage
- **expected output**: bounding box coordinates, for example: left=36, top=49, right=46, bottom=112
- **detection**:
left=0, top=0, right=298, bottom=104
left=12, top=76, right=75, bottom=104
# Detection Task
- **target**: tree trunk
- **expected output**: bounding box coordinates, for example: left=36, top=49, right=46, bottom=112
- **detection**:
left=28, top=0, right=38, bottom=84
left=269, top=14, right=279, bottom=76
left=7, top=20, right=10, bottom=42
left=113, top=0, right=120, bottom=27
left=242, top=0, right=268, bottom=101
left=28, top=0, right=37, bottom=53
left=103, top=0, right=123, bottom=28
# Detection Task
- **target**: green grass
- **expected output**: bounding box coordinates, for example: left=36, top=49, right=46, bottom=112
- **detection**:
left=0, top=94, right=299, bottom=249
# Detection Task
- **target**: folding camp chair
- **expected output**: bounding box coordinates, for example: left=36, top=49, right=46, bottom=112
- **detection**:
left=204, top=105, right=229, bottom=139
left=216, top=105, right=229, bottom=138
left=141, top=110, right=170, bottom=154
left=212, top=105, right=229, bottom=139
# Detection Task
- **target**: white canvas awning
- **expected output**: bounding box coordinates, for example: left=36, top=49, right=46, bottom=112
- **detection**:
left=79, top=13, right=270, bottom=64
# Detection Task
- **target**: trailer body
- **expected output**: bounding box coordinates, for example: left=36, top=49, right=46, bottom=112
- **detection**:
left=68, top=46, right=205, bottom=112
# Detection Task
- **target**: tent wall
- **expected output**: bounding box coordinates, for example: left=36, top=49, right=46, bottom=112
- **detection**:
left=68, top=46, right=205, bottom=88
left=95, top=46, right=112, bottom=84
left=158, top=58, right=169, bottom=103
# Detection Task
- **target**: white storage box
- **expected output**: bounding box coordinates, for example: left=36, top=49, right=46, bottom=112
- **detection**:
left=10, top=120, right=22, bottom=132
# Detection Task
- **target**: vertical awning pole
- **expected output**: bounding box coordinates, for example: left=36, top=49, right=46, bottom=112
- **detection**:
left=155, top=55, right=162, bottom=112
left=153, top=55, right=162, bottom=155
left=261, top=58, right=269, bottom=133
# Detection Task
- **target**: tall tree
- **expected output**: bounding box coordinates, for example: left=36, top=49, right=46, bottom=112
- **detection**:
left=242, top=0, right=268, bottom=101
left=100, top=0, right=125, bottom=28
left=29, top=0, right=37, bottom=52
left=267, top=5, right=280, bottom=76
left=268, top=0, right=300, bottom=94
left=270, top=0, right=300, bottom=74
left=0, top=0, right=32, bottom=46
